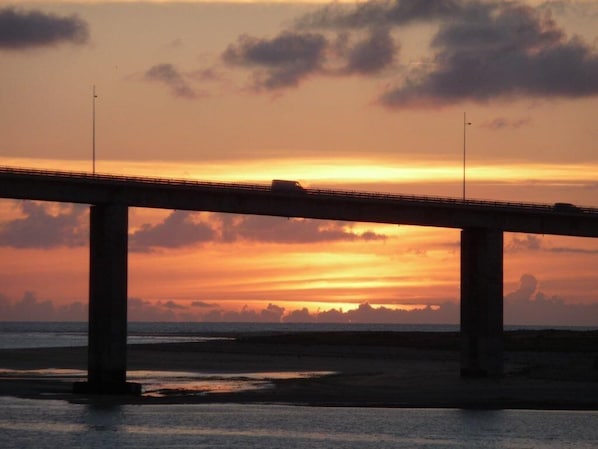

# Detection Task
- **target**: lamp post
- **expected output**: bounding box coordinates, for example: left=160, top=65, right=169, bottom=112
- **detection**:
left=463, top=112, right=471, bottom=201
left=92, top=85, right=97, bottom=174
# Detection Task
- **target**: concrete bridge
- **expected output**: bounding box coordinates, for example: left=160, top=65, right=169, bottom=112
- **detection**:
left=1, top=166, right=597, bottom=393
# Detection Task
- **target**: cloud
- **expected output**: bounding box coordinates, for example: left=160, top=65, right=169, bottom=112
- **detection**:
left=226, top=215, right=387, bottom=244
left=201, top=303, right=286, bottom=323
left=3, top=273, right=597, bottom=324
left=191, top=300, right=219, bottom=308
left=0, top=206, right=387, bottom=251
left=337, top=28, right=397, bottom=75
left=506, top=234, right=543, bottom=253
left=223, top=31, right=328, bottom=89
left=0, top=7, right=89, bottom=50
left=506, top=234, right=598, bottom=254
left=145, top=63, right=197, bottom=99
left=0, top=201, right=87, bottom=249
left=504, top=273, right=598, bottom=325
left=225, top=0, right=598, bottom=104
left=505, top=273, right=538, bottom=302
left=0, top=291, right=86, bottom=321
left=482, top=117, right=531, bottom=129
left=131, top=212, right=387, bottom=250
left=128, top=297, right=179, bottom=322
left=295, top=0, right=464, bottom=29
left=161, top=300, right=187, bottom=310
left=380, top=1, right=598, bottom=107
left=130, top=211, right=216, bottom=252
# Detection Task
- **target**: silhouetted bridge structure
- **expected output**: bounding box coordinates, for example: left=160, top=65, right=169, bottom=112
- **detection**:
left=1, top=166, right=597, bottom=394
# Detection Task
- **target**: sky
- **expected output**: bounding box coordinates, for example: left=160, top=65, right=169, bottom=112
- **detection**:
left=0, top=0, right=597, bottom=324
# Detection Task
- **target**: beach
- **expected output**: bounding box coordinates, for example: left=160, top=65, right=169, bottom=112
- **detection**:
left=0, top=330, right=597, bottom=409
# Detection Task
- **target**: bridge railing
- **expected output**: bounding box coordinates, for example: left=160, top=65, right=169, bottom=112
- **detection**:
left=1, top=166, right=597, bottom=215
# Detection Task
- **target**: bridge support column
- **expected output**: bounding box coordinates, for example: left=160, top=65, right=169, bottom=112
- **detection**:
left=74, top=203, right=139, bottom=395
left=460, top=227, right=503, bottom=378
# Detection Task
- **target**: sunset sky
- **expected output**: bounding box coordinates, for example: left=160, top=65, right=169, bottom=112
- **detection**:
left=1, top=0, right=597, bottom=324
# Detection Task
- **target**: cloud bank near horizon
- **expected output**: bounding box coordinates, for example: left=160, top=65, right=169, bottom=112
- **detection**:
left=1, top=274, right=596, bottom=326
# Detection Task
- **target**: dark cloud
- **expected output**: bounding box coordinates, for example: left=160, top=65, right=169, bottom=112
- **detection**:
left=339, top=28, right=397, bottom=74
left=191, top=300, right=219, bottom=308
left=342, top=301, right=459, bottom=324
left=482, top=117, right=531, bottom=129
left=0, top=7, right=89, bottom=50
left=505, top=273, right=538, bottom=302
left=201, top=303, right=286, bottom=323
left=145, top=63, right=197, bottom=99
left=132, top=212, right=387, bottom=248
left=3, top=273, right=596, bottom=324
left=227, top=0, right=598, bottom=104
left=296, top=0, right=464, bottom=29
left=284, top=307, right=319, bottom=323
left=504, top=274, right=598, bottom=326
left=0, top=201, right=87, bottom=249
left=549, top=246, right=598, bottom=255
left=227, top=215, right=387, bottom=244
left=128, top=297, right=178, bottom=322
left=380, top=1, right=598, bottom=106
left=506, top=234, right=598, bottom=255
left=0, top=206, right=387, bottom=251
left=161, top=300, right=187, bottom=310
left=0, top=291, right=86, bottom=321
left=506, top=234, right=543, bottom=253
left=222, top=31, right=328, bottom=89
left=130, top=211, right=215, bottom=252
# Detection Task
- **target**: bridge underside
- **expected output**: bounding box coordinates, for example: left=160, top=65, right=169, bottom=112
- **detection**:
left=77, top=207, right=505, bottom=394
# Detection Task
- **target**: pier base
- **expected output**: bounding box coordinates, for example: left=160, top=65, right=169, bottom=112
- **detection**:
left=460, top=227, right=504, bottom=378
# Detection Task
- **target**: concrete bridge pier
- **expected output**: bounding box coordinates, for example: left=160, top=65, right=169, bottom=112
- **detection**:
left=460, top=227, right=504, bottom=378
left=74, top=203, right=139, bottom=395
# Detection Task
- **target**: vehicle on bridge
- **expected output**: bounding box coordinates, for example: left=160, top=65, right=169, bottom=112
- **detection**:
left=553, top=202, right=580, bottom=213
left=271, top=179, right=305, bottom=193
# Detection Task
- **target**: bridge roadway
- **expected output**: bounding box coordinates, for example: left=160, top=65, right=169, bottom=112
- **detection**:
left=1, top=167, right=597, bottom=394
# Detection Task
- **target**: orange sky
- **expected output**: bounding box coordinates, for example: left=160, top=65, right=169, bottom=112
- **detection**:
left=0, top=0, right=597, bottom=324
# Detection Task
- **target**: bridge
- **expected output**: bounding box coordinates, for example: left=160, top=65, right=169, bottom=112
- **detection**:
left=1, top=166, right=597, bottom=394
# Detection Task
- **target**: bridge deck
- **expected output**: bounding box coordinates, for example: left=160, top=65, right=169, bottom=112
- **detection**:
left=1, top=166, right=597, bottom=237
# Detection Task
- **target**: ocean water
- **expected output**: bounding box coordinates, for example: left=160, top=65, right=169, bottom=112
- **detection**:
left=0, top=321, right=463, bottom=349
left=2, top=321, right=594, bottom=350
left=0, top=397, right=597, bottom=449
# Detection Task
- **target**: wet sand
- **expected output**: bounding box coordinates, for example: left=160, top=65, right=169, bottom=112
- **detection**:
left=1, top=331, right=597, bottom=409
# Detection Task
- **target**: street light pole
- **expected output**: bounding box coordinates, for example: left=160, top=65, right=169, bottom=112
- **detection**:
left=463, top=112, right=471, bottom=201
left=92, top=85, right=97, bottom=175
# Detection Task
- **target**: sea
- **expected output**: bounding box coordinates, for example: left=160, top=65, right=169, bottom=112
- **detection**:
left=1, top=322, right=597, bottom=449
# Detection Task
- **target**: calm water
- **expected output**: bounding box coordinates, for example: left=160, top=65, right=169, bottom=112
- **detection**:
left=0, top=322, right=463, bottom=349
left=2, top=321, right=594, bottom=349
left=0, top=398, right=597, bottom=449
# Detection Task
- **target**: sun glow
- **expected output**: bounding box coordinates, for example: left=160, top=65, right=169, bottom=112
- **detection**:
left=3, top=156, right=596, bottom=188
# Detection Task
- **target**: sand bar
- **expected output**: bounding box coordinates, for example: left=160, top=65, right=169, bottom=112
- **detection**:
left=0, top=330, right=597, bottom=409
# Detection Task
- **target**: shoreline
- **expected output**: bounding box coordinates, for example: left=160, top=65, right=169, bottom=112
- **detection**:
left=1, top=330, right=597, bottom=410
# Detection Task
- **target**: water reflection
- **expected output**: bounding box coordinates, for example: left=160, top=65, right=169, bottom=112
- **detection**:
left=0, top=368, right=335, bottom=397
left=133, top=370, right=336, bottom=397
left=1, top=397, right=597, bottom=449
left=83, top=403, right=124, bottom=432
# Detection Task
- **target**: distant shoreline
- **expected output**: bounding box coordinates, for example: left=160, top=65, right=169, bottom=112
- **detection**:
left=1, top=330, right=597, bottom=410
